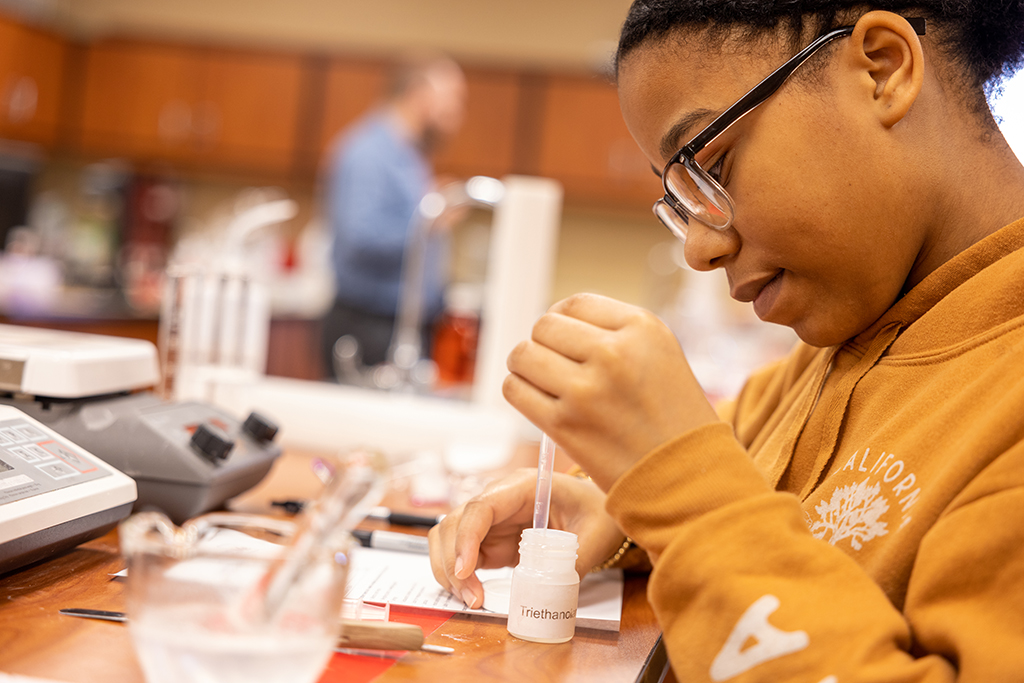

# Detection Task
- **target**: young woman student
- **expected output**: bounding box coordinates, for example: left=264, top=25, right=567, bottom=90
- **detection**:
left=429, top=2, right=1024, bottom=679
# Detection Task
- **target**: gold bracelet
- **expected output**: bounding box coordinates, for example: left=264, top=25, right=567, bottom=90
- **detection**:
left=592, top=536, right=633, bottom=572
left=568, top=466, right=590, bottom=480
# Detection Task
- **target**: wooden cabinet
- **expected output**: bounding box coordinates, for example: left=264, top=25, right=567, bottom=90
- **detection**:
left=77, top=40, right=305, bottom=175
left=60, top=32, right=658, bottom=210
left=317, top=58, right=387, bottom=163
left=77, top=42, right=202, bottom=164
left=266, top=317, right=325, bottom=380
left=534, top=74, right=660, bottom=209
left=0, top=15, right=68, bottom=148
left=433, top=67, right=521, bottom=180
left=197, top=50, right=305, bottom=173
left=316, top=62, right=522, bottom=182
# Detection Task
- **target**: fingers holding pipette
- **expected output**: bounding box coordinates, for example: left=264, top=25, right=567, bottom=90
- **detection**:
left=506, top=293, right=720, bottom=491
left=528, top=302, right=631, bottom=361
left=505, top=336, right=580, bottom=398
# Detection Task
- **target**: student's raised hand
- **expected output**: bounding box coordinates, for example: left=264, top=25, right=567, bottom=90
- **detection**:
left=428, top=469, right=626, bottom=608
left=504, top=293, right=720, bottom=491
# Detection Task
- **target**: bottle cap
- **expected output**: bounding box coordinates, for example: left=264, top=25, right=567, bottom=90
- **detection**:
left=482, top=578, right=512, bottom=613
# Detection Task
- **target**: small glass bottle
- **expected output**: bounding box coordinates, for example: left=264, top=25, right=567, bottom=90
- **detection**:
left=506, top=528, right=580, bottom=643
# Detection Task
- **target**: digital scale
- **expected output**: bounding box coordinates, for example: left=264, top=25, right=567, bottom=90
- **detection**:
left=0, top=404, right=136, bottom=575
left=0, top=325, right=282, bottom=576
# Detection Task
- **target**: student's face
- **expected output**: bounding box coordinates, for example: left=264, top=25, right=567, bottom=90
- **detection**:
left=618, top=32, right=925, bottom=347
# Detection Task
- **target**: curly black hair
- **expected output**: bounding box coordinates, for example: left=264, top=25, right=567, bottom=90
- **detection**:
left=615, top=1, right=1024, bottom=97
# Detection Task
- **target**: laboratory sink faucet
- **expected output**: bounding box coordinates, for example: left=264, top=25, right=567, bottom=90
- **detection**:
left=333, top=176, right=505, bottom=392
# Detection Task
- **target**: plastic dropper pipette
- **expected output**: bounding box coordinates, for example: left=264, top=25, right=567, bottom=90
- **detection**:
left=532, top=433, right=556, bottom=529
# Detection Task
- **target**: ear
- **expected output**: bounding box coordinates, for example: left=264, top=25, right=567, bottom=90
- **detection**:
left=844, top=11, right=925, bottom=128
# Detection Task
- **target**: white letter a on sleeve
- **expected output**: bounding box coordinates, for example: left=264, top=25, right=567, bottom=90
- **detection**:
left=709, top=594, right=809, bottom=681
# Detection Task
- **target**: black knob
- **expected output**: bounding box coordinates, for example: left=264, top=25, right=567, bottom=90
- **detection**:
left=191, top=423, right=234, bottom=463
left=242, top=411, right=278, bottom=444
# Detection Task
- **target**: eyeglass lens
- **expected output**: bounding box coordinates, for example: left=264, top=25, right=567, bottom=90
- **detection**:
left=654, top=199, right=690, bottom=242
left=655, top=157, right=734, bottom=240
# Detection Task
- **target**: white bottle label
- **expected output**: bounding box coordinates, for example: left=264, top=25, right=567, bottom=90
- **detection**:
left=507, top=578, right=579, bottom=642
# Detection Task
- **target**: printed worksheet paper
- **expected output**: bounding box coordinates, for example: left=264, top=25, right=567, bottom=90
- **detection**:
left=346, top=546, right=623, bottom=631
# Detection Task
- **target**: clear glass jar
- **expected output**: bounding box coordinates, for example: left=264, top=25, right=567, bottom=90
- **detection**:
left=506, top=528, right=580, bottom=643
left=120, top=511, right=351, bottom=683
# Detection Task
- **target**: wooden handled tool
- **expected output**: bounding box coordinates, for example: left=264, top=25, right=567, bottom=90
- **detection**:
left=336, top=619, right=453, bottom=653
left=338, top=619, right=424, bottom=650
left=59, top=609, right=452, bottom=653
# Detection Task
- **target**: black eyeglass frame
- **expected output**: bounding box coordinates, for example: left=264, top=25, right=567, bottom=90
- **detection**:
left=656, top=17, right=926, bottom=236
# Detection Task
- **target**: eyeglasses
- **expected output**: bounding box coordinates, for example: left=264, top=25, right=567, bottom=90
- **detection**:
left=654, top=19, right=925, bottom=242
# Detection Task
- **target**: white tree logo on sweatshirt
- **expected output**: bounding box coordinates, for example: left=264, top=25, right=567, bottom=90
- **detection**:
left=810, top=477, right=889, bottom=550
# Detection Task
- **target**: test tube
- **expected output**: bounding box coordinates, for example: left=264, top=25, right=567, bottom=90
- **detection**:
left=157, top=267, right=189, bottom=400
left=532, top=433, right=556, bottom=529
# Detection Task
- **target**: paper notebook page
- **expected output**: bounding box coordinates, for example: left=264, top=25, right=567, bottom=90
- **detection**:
left=345, top=545, right=623, bottom=631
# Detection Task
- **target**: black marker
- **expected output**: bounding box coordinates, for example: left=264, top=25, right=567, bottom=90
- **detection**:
left=352, top=529, right=430, bottom=554
left=271, top=499, right=305, bottom=514
left=367, top=505, right=444, bottom=528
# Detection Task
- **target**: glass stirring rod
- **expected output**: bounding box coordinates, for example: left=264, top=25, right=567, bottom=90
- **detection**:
left=532, top=433, right=557, bottom=529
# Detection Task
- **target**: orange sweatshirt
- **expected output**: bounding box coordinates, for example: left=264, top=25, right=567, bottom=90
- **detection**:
left=606, top=215, right=1024, bottom=682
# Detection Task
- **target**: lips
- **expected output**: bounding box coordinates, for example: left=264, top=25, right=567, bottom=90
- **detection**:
left=732, top=270, right=784, bottom=320
left=731, top=270, right=782, bottom=304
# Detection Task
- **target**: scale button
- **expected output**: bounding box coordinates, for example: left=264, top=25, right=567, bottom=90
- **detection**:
left=40, top=462, right=77, bottom=479
left=0, top=427, right=23, bottom=443
left=45, top=442, right=97, bottom=473
left=190, top=423, right=234, bottom=463
left=22, top=444, right=53, bottom=461
left=15, top=425, right=45, bottom=441
left=242, top=412, right=278, bottom=444
left=8, top=446, right=39, bottom=463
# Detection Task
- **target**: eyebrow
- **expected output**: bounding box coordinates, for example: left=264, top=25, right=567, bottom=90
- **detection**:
left=659, top=107, right=721, bottom=159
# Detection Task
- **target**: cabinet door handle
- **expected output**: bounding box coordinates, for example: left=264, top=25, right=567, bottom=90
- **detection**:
left=5, top=76, right=38, bottom=124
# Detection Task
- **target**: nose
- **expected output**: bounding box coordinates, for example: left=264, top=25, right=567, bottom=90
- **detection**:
left=683, top=221, right=740, bottom=271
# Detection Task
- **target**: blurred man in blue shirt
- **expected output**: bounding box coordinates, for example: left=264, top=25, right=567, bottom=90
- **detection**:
left=322, top=55, right=466, bottom=377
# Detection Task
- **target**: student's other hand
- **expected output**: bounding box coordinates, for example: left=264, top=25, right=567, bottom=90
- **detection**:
left=428, top=469, right=624, bottom=608
left=504, top=293, right=720, bottom=491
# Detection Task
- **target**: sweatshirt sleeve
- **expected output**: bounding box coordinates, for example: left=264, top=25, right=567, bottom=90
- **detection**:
left=606, top=423, right=1024, bottom=682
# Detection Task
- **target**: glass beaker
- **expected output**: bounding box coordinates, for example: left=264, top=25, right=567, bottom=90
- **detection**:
left=120, top=511, right=350, bottom=683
